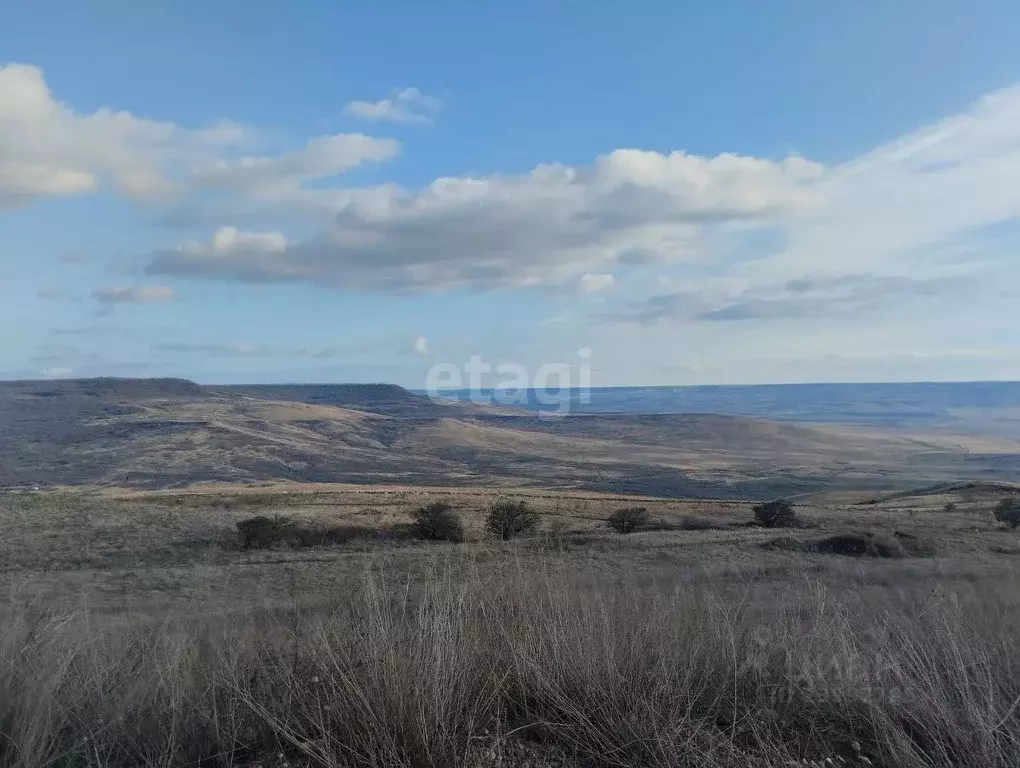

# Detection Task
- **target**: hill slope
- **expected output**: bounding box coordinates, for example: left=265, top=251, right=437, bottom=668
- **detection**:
left=3, top=378, right=1020, bottom=497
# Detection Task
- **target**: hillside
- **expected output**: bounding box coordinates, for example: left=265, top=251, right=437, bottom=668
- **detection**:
left=3, top=378, right=1020, bottom=497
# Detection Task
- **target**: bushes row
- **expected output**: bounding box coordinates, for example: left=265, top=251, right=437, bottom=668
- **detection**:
left=237, top=492, right=1020, bottom=550
left=235, top=515, right=408, bottom=549
left=236, top=498, right=542, bottom=550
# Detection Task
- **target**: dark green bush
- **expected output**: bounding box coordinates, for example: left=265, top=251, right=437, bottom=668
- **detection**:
left=752, top=499, right=799, bottom=528
left=411, top=501, right=465, bottom=542
left=994, top=497, right=1020, bottom=529
left=236, top=514, right=295, bottom=549
left=607, top=506, right=648, bottom=533
left=485, top=499, right=538, bottom=539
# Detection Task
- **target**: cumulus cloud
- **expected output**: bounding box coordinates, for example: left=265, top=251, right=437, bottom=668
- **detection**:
left=11, top=61, right=1020, bottom=383
left=413, top=336, right=429, bottom=355
left=579, top=273, right=615, bottom=293
left=588, top=83, right=1020, bottom=355
left=42, top=367, right=73, bottom=378
left=149, top=227, right=293, bottom=282
left=92, top=285, right=178, bottom=304
left=0, top=63, right=248, bottom=208
left=346, top=87, right=441, bottom=124
left=146, top=150, right=823, bottom=292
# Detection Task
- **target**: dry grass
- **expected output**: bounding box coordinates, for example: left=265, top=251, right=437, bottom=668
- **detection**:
left=2, top=562, right=1020, bottom=767
left=4, top=485, right=1020, bottom=766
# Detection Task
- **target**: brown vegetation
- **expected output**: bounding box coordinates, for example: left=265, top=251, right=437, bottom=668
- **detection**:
left=994, top=497, right=1020, bottom=528
left=1, top=484, right=1020, bottom=765
left=752, top=498, right=800, bottom=528
left=607, top=505, right=649, bottom=533
left=2, top=563, right=1020, bottom=767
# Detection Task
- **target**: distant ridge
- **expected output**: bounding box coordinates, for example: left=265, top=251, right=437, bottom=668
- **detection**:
left=217, top=382, right=414, bottom=405
left=3, top=377, right=1019, bottom=496
left=10, top=377, right=204, bottom=398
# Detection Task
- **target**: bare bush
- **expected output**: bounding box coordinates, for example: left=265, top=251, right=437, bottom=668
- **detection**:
left=236, top=514, right=295, bottom=549
left=290, top=522, right=389, bottom=547
left=752, top=498, right=799, bottom=528
left=607, top=506, right=648, bottom=533
left=411, top=501, right=465, bottom=542
left=485, top=499, right=537, bottom=539
left=994, top=497, right=1020, bottom=528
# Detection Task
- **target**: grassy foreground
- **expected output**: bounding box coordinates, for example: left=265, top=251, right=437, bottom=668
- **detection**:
left=3, top=558, right=1020, bottom=768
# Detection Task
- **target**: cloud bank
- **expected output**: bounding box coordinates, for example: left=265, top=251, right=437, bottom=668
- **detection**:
left=146, top=150, right=823, bottom=292
left=8, top=61, right=1020, bottom=384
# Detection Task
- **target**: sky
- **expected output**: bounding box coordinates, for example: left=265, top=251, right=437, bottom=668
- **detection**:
left=3, top=0, right=1020, bottom=388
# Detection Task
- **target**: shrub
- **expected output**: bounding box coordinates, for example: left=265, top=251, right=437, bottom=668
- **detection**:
left=765, top=530, right=932, bottom=558
left=752, top=499, right=799, bottom=528
left=236, top=514, right=295, bottom=549
left=607, top=506, right=648, bottom=533
left=944, top=501, right=958, bottom=514
left=815, top=531, right=906, bottom=559
left=485, top=499, right=538, bottom=539
left=290, top=523, right=381, bottom=547
left=411, top=501, right=465, bottom=542
left=994, top=497, right=1020, bottom=529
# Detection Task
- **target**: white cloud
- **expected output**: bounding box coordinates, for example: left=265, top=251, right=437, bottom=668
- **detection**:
left=346, top=87, right=441, bottom=124
left=147, top=149, right=823, bottom=292
left=208, top=226, right=288, bottom=253
left=413, top=336, right=429, bottom=355
left=156, top=227, right=292, bottom=281
left=10, top=61, right=1020, bottom=383
left=579, top=273, right=615, bottom=293
left=743, top=86, right=1020, bottom=282
left=607, top=273, right=962, bottom=324
left=525, top=86, right=1020, bottom=383
left=42, top=367, right=73, bottom=378
left=92, top=285, right=178, bottom=304
left=0, top=63, right=249, bottom=208
left=191, top=134, right=399, bottom=197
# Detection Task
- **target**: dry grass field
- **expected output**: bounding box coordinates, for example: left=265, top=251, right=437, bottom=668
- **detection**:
left=3, top=482, right=1020, bottom=766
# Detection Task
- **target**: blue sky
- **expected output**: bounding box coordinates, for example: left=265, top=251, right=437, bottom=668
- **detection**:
left=3, top=0, right=1020, bottom=386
